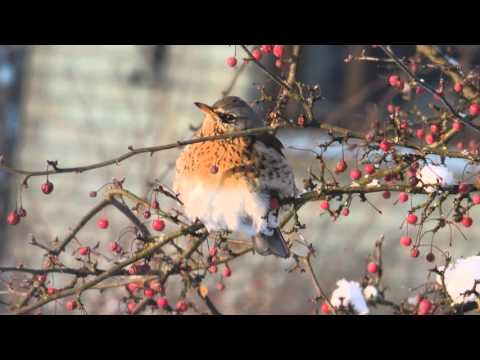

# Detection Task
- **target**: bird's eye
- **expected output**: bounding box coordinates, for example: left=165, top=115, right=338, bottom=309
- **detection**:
left=220, top=113, right=236, bottom=123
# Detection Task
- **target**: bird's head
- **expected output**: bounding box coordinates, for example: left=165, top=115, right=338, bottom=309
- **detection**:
left=195, top=96, right=263, bottom=132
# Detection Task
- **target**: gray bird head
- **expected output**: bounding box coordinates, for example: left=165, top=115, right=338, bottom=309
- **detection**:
left=195, top=96, right=263, bottom=131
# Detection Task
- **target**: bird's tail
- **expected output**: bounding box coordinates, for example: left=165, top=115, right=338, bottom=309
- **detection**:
left=253, top=229, right=290, bottom=259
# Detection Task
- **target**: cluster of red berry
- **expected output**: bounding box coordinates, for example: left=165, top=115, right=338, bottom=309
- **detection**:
left=227, top=45, right=286, bottom=69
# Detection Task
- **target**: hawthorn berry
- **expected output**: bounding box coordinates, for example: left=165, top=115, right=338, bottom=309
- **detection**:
left=425, top=133, right=435, bottom=145
left=472, top=194, right=480, bottom=205
left=150, top=199, right=159, bottom=210
left=47, top=287, right=57, bottom=296
left=157, top=297, right=169, bottom=309
left=364, top=163, right=375, bottom=175
left=407, top=213, right=418, bottom=225
left=416, top=128, right=425, bottom=139
left=127, top=302, right=137, bottom=314
left=388, top=75, right=401, bottom=88
left=399, top=192, right=409, bottom=203
left=226, top=56, right=237, bottom=67
left=252, top=49, right=262, bottom=61
left=6, top=211, right=20, bottom=226
left=152, top=219, right=166, bottom=232
left=426, top=252, right=435, bottom=263
left=209, top=247, right=218, bottom=257
left=321, top=302, right=332, bottom=315
left=341, top=208, right=350, bottom=217
left=453, top=83, right=463, bottom=93
left=222, top=265, right=232, bottom=278
left=208, top=265, right=218, bottom=274
left=379, top=140, right=391, bottom=152
left=320, top=200, right=330, bottom=211
left=367, top=262, right=379, bottom=274
left=144, top=289, right=155, bottom=299
left=97, top=217, right=109, bottom=230
left=458, top=182, right=469, bottom=194
left=452, top=119, right=463, bottom=132
left=143, top=210, right=151, bottom=219
left=335, top=160, right=347, bottom=173
left=273, top=45, right=285, bottom=58
left=410, top=248, right=420, bottom=258
left=462, top=216, right=473, bottom=228
left=430, top=124, right=440, bottom=134
left=216, top=282, right=225, bottom=291
left=149, top=280, right=162, bottom=293
left=400, top=236, right=412, bottom=247
left=382, top=191, right=391, bottom=200
left=270, top=197, right=280, bottom=210
left=350, top=169, right=362, bottom=181
left=66, top=299, right=77, bottom=311
left=176, top=300, right=189, bottom=313
left=260, top=45, right=273, bottom=54
left=127, top=283, right=139, bottom=293
left=41, top=181, right=54, bottom=195
left=469, top=103, right=480, bottom=117
left=17, top=208, right=27, bottom=218
left=417, top=299, right=432, bottom=315
left=78, top=247, right=90, bottom=256
left=109, top=241, right=121, bottom=253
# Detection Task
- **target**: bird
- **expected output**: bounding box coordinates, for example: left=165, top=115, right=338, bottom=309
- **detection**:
left=173, top=96, right=296, bottom=258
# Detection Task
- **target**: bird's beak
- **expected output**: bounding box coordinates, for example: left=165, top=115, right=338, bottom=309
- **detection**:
left=194, top=102, right=217, bottom=117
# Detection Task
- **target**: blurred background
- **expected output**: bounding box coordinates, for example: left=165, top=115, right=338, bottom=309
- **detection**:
left=2, top=45, right=480, bottom=315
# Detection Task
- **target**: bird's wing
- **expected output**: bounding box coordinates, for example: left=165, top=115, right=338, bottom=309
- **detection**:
left=252, top=133, right=285, bottom=158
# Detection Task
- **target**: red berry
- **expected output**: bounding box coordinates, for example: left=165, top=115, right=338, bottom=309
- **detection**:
left=430, top=124, right=440, bottom=134
left=416, top=128, right=426, bottom=139
left=222, top=265, right=232, bottom=278
left=150, top=200, right=159, bottom=210
left=143, top=210, right=151, bottom=219
left=367, top=262, right=379, bottom=274
left=127, top=283, right=139, bottom=293
left=364, top=163, right=375, bottom=175
left=252, top=49, right=262, bottom=61
left=388, top=75, right=401, bottom=87
left=66, top=299, right=77, bottom=311
left=144, top=289, right=155, bottom=299
left=157, top=297, right=169, bottom=309
left=260, top=45, right=273, bottom=54
left=407, top=213, right=418, bottom=225
left=350, top=169, right=362, bottom=181
left=335, top=160, right=347, bottom=173
left=127, top=302, right=137, bottom=314
left=41, top=181, right=54, bottom=195
left=416, top=86, right=426, bottom=95
left=47, top=287, right=57, bottom=295
left=400, top=236, right=412, bottom=247
left=425, top=133, right=435, bottom=145
left=209, top=247, right=218, bottom=257
left=462, top=216, right=473, bottom=228
left=89, top=191, right=97, bottom=198
left=379, top=140, right=391, bottom=152
left=410, top=248, right=420, bottom=258
left=97, top=217, right=109, bottom=229
left=176, top=300, right=189, bottom=313
left=275, top=59, right=283, bottom=69
left=454, top=83, right=463, bottom=93
left=469, top=103, right=480, bottom=117
left=321, top=302, right=332, bottom=315
left=149, top=280, right=162, bottom=293
left=36, top=274, right=47, bottom=283
left=270, top=197, right=280, bottom=210
left=208, top=265, right=218, bottom=274
left=426, top=252, right=435, bottom=263
left=417, top=299, right=432, bottom=315
left=320, top=200, right=330, bottom=211
left=341, top=208, right=350, bottom=217
left=273, top=45, right=285, bottom=58
left=216, top=282, right=225, bottom=291
left=453, top=119, right=463, bottom=132
left=6, top=211, right=20, bottom=226
left=382, top=191, right=391, bottom=200
left=128, top=265, right=139, bottom=275
left=297, top=115, right=306, bottom=127
left=226, top=56, right=237, bottom=68
left=78, top=247, right=90, bottom=256
left=152, top=219, right=166, bottom=232
left=458, top=182, right=469, bottom=194
left=472, top=194, right=480, bottom=205
left=109, top=241, right=121, bottom=253
left=387, top=104, right=396, bottom=113
left=399, top=192, right=409, bottom=203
